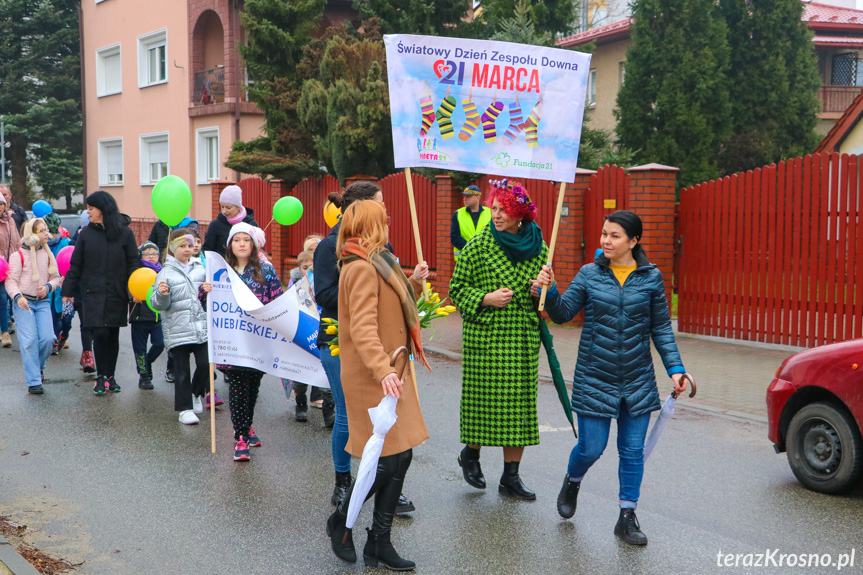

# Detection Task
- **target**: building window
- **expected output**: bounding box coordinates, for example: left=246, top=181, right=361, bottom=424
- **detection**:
left=97, top=138, right=123, bottom=186
left=138, top=29, right=167, bottom=88
left=619, top=62, right=626, bottom=86
left=96, top=44, right=122, bottom=97
left=587, top=69, right=597, bottom=107
left=196, top=127, right=220, bottom=184
left=140, top=132, right=169, bottom=185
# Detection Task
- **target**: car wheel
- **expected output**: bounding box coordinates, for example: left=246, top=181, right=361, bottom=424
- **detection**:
left=786, top=402, right=863, bottom=494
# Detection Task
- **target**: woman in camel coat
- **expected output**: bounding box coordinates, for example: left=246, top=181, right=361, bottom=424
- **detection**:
left=326, top=199, right=428, bottom=571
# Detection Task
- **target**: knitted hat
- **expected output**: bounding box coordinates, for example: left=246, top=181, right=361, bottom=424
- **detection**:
left=227, top=222, right=258, bottom=247
left=219, top=185, right=243, bottom=208
left=462, top=185, right=481, bottom=196
left=138, top=241, right=159, bottom=258
left=251, top=226, right=266, bottom=249
left=43, top=212, right=62, bottom=235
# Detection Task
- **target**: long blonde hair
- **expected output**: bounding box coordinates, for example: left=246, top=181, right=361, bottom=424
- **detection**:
left=336, top=200, right=388, bottom=260
left=20, top=218, right=58, bottom=282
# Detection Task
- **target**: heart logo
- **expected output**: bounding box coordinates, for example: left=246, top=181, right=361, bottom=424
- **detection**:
left=433, top=59, right=451, bottom=79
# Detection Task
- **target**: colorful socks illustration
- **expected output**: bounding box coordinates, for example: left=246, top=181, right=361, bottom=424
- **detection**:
left=436, top=96, right=457, bottom=139
left=459, top=98, right=481, bottom=141
left=420, top=95, right=435, bottom=137
left=501, top=103, right=524, bottom=146
left=525, top=101, right=543, bottom=148
left=481, top=101, right=505, bottom=143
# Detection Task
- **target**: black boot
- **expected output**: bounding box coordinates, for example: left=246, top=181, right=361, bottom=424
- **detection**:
left=363, top=528, right=415, bottom=571
left=322, top=396, right=335, bottom=428
left=295, top=392, right=308, bottom=422
left=326, top=508, right=356, bottom=563
left=557, top=474, right=581, bottom=519
left=498, top=461, right=536, bottom=500
left=457, top=445, right=486, bottom=489
left=363, top=453, right=415, bottom=571
left=331, top=471, right=352, bottom=506
left=614, top=508, right=648, bottom=546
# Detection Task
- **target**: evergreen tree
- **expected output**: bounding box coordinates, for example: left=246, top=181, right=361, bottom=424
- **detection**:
left=467, top=0, right=579, bottom=40
left=616, top=0, right=732, bottom=187
left=0, top=0, right=81, bottom=207
left=717, top=0, right=821, bottom=175
left=353, top=0, right=471, bottom=36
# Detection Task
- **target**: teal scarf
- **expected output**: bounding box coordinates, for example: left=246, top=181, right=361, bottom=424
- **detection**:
left=490, top=220, right=544, bottom=264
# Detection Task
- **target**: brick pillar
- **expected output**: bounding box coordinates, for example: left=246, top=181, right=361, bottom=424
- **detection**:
left=210, top=180, right=234, bottom=220
left=627, top=163, right=679, bottom=307
left=270, top=179, right=290, bottom=279
left=433, top=174, right=458, bottom=300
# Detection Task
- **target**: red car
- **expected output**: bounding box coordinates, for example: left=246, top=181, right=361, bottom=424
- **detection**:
left=767, top=338, right=863, bottom=494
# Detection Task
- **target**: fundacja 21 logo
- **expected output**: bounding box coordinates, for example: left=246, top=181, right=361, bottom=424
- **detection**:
left=434, top=59, right=466, bottom=85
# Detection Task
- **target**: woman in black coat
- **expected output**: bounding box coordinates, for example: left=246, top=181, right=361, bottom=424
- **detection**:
left=62, top=191, right=140, bottom=394
left=202, top=185, right=257, bottom=257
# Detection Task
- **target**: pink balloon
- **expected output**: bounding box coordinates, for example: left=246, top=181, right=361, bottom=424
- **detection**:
left=56, top=246, right=74, bottom=276
left=0, top=256, right=7, bottom=282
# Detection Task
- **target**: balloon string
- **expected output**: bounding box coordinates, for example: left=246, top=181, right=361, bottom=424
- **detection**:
left=263, top=217, right=275, bottom=231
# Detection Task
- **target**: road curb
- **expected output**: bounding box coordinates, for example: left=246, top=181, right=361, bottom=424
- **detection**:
left=0, top=534, right=41, bottom=575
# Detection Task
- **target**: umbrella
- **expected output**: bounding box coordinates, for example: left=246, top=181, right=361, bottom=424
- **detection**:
left=644, top=373, right=697, bottom=460
left=345, top=347, right=410, bottom=529
left=537, top=315, right=577, bottom=438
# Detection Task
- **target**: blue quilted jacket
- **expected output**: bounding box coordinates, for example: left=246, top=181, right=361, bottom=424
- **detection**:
left=544, top=250, right=685, bottom=418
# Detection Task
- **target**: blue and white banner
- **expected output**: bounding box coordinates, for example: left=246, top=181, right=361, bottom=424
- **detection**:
left=206, top=252, right=329, bottom=388
left=384, top=34, right=591, bottom=183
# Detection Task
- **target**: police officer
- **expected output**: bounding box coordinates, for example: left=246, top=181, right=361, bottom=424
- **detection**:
left=450, top=185, right=490, bottom=259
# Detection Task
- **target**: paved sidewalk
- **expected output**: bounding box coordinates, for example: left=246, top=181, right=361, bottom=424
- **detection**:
left=423, top=313, right=802, bottom=422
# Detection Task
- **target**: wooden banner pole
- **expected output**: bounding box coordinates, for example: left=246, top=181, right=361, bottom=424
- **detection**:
left=538, top=181, right=568, bottom=311
left=404, top=167, right=429, bottom=301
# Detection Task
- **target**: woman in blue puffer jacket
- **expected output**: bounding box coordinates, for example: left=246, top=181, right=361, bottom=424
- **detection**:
left=532, top=210, right=688, bottom=547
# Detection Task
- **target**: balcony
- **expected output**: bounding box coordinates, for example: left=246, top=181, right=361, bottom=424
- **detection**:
left=193, top=66, right=225, bottom=106
left=819, top=84, right=863, bottom=116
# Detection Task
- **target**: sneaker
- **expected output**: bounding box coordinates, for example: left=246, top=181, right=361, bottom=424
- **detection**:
left=205, top=391, right=224, bottom=408
left=165, top=369, right=175, bottom=383
left=233, top=436, right=250, bottom=461
left=192, top=395, right=204, bottom=414
left=51, top=341, right=60, bottom=355
left=311, top=399, right=324, bottom=409
left=93, top=376, right=106, bottom=396
left=80, top=351, right=96, bottom=373
left=247, top=426, right=261, bottom=448
left=138, top=376, right=154, bottom=390
left=57, top=334, right=68, bottom=350
left=179, top=410, right=200, bottom=425
left=614, top=508, right=648, bottom=546
left=106, top=376, right=121, bottom=393
left=28, top=384, right=44, bottom=395
left=1, top=332, right=11, bottom=348
left=395, top=494, right=416, bottom=515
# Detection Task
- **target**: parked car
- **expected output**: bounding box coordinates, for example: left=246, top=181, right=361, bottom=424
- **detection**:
left=767, top=338, right=863, bottom=494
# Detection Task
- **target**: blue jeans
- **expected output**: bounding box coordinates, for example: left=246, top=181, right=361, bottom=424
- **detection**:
left=13, top=299, right=55, bottom=387
left=568, top=402, right=651, bottom=509
left=321, top=349, right=351, bottom=473
left=0, top=283, right=9, bottom=333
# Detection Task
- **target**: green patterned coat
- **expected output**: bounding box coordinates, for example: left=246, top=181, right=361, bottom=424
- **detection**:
left=449, top=226, right=548, bottom=447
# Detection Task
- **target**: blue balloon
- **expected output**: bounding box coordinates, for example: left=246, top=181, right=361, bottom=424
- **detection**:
left=32, top=200, right=52, bottom=218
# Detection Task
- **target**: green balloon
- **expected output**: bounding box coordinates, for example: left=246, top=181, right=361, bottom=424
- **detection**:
left=151, top=175, right=192, bottom=227
left=146, top=285, right=160, bottom=320
left=272, top=196, right=303, bottom=226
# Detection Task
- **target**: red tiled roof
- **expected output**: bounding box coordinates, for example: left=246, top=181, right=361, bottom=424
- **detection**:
left=815, top=88, right=863, bottom=154
left=557, top=1, right=863, bottom=48
left=813, top=35, right=863, bottom=46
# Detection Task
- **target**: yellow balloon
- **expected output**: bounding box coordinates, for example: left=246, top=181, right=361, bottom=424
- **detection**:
left=324, top=201, right=341, bottom=228
left=128, top=267, right=158, bottom=301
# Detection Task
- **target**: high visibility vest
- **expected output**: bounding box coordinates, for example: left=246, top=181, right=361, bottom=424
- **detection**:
left=454, top=206, right=491, bottom=258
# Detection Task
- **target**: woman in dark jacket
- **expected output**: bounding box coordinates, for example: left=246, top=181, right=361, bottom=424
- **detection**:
left=62, top=191, right=140, bottom=394
left=532, top=210, right=688, bottom=547
left=202, top=185, right=257, bottom=257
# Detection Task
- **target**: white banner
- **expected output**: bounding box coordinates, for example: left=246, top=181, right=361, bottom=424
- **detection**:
left=205, top=252, right=329, bottom=388
left=384, top=34, right=591, bottom=182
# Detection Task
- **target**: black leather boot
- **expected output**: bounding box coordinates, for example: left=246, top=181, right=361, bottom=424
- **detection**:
left=331, top=471, right=352, bottom=506
left=363, top=452, right=415, bottom=571
left=557, top=474, right=581, bottom=519
left=326, top=507, right=356, bottom=563
left=614, top=508, right=648, bottom=546
left=498, top=461, right=536, bottom=500
left=457, top=445, right=486, bottom=489
left=295, top=392, right=308, bottom=422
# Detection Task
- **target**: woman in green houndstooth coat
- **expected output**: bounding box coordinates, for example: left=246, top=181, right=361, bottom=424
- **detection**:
left=449, top=179, right=548, bottom=501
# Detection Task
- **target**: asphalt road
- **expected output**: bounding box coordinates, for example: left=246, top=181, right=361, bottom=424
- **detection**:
left=1, top=328, right=861, bottom=575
